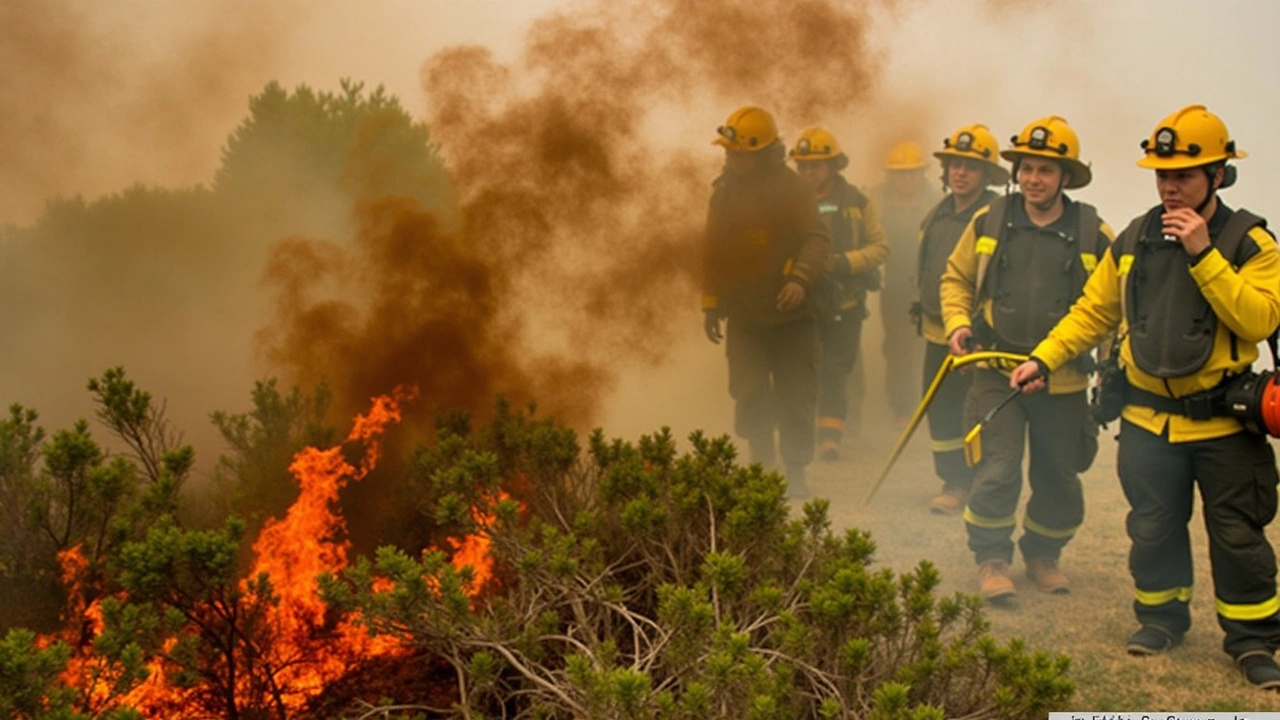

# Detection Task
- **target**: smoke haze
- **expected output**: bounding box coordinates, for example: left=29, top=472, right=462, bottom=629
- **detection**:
left=1, top=0, right=1278, bottom=469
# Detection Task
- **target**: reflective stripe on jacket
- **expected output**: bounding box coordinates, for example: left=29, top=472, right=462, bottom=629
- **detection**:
left=1031, top=204, right=1280, bottom=441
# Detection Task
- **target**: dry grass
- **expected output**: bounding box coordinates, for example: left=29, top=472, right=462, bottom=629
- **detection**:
left=810, top=416, right=1280, bottom=712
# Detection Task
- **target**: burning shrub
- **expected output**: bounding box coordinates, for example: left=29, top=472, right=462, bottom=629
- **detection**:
left=325, top=403, right=1075, bottom=718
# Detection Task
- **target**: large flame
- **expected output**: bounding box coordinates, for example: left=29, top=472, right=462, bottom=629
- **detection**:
left=49, top=385, right=504, bottom=717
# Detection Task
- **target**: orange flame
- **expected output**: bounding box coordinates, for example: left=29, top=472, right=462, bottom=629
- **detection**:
left=50, top=384, right=509, bottom=717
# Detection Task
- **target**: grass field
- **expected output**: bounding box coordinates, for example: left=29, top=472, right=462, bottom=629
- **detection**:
left=812, top=410, right=1280, bottom=713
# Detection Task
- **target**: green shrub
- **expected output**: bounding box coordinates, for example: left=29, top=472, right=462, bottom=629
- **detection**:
left=325, top=402, right=1074, bottom=718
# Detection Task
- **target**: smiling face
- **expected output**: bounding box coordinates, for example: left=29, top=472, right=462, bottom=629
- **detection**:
left=1016, top=156, right=1066, bottom=207
left=1156, top=166, right=1218, bottom=211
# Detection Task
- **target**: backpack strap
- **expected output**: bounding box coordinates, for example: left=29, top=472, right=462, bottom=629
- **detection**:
left=1215, top=208, right=1274, bottom=364
left=972, top=194, right=1010, bottom=313
left=1076, top=201, right=1101, bottom=275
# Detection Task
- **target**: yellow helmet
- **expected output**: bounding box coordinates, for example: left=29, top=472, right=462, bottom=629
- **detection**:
left=933, top=124, right=1009, bottom=185
left=790, top=127, right=842, bottom=160
left=885, top=140, right=926, bottom=170
left=1001, top=115, right=1091, bottom=189
left=1136, top=104, right=1246, bottom=170
left=713, top=106, right=779, bottom=153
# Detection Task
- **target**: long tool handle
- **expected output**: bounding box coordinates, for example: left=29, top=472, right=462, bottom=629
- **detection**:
left=862, top=351, right=1028, bottom=505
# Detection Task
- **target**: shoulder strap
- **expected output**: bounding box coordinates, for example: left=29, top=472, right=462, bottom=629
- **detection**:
left=973, top=194, right=1010, bottom=307
left=1116, top=211, right=1153, bottom=332
left=1216, top=208, right=1266, bottom=268
left=1216, top=208, right=1275, bottom=364
left=918, top=197, right=945, bottom=238
left=1077, top=202, right=1100, bottom=252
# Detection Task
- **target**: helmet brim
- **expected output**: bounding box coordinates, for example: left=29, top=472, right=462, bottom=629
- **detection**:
left=1136, top=149, right=1245, bottom=170
left=934, top=151, right=1010, bottom=186
left=1001, top=149, right=1092, bottom=189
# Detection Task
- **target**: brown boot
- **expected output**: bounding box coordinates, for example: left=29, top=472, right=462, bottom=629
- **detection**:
left=1025, top=556, right=1070, bottom=594
left=978, top=560, right=1016, bottom=602
left=929, top=486, right=967, bottom=515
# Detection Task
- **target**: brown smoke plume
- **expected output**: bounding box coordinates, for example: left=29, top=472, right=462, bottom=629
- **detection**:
left=258, top=0, right=890, bottom=430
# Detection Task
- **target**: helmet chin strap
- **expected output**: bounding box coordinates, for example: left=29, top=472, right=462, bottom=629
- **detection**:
left=1194, top=163, right=1223, bottom=215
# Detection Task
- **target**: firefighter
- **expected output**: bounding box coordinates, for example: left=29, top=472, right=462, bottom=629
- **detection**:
left=702, top=106, right=831, bottom=498
left=860, top=140, right=942, bottom=429
left=941, top=115, right=1113, bottom=602
left=1010, top=105, right=1280, bottom=689
left=914, top=125, right=1009, bottom=515
left=789, top=127, right=888, bottom=462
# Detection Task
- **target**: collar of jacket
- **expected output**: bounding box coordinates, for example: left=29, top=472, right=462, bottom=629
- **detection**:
left=941, top=188, right=996, bottom=220
left=1007, top=192, right=1079, bottom=234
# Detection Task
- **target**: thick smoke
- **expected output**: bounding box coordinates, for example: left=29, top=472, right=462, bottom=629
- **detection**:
left=258, top=0, right=889, bottom=430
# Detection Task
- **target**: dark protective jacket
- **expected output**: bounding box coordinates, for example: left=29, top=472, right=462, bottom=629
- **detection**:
left=702, top=145, right=831, bottom=326
left=940, top=194, right=1114, bottom=394
left=1032, top=202, right=1280, bottom=441
left=915, top=189, right=997, bottom=344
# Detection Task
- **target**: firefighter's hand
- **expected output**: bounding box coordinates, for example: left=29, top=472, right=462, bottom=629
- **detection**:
left=703, top=310, right=723, bottom=344
left=776, top=281, right=806, bottom=312
left=1162, top=207, right=1211, bottom=257
left=948, top=327, right=975, bottom=356
left=1010, top=359, right=1047, bottom=394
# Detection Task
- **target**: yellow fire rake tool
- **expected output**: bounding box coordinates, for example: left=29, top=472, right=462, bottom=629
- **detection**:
left=862, top=350, right=1028, bottom=505
left=963, top=384, right=1021, bottom=467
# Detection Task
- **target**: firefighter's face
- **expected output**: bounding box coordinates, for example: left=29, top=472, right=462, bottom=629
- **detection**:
left=1156, top=167, right=1216, bottom=211
left=1017, top=157, right=1066, bottom=206
left=795, top=160, right=834, bottom=191
left=946, top=157, right=985, bottom=198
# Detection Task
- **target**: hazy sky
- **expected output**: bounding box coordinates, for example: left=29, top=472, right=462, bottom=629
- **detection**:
left=8, top=0, right=1279, bottom=227
left=4, top=0, right=1279, bottom=446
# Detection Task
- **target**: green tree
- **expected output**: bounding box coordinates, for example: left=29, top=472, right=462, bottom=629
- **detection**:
left=213, top=78, right=455, bottom=236
left=209, top=379, right=336, bottom=537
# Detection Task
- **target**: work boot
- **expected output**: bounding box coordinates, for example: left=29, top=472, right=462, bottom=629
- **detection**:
left=978, top=560, right=1016, bottom=602
left=1025, top=557, right=1070, bottom=594
left=929, top=486, right=967, bottom=515
left=1125, top=625, right=1183, bottom=656
left=817, top=440, right=841, bottom=463
left=784, top=464, right=810, bottom=500
left=1238, top=650, right=1280, bottom=691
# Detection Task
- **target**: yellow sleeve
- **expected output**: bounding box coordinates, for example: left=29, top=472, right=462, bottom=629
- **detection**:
left=939, top=207, right=986, bottom=338
left=1190, top=225, right=1280, bottom=343
left=844, top=198, right=890, bottom=274
left=1031, top=245, right=1124, bottom=371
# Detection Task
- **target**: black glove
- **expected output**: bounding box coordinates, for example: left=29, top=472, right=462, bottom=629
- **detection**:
left=704, top=310, right=724, bottom=344
left=830, top=252, right=852, bottom=275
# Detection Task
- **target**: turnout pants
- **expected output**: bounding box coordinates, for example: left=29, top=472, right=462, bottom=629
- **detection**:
left=923, top=341, right=972, bottom=493
left=1117, top=419, right=1280, bottom=657
left=817, top=310, right=865, bottom=447
left=726, top=317, right=818, bottom=470
left=963, top=368, right=1087, bottom=565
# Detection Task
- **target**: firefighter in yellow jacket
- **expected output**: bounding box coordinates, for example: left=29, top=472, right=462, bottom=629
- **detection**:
left=1010, top=105, right=1280, bottom=690
left=914, top=125, right=1008, bottom=515
left=941, top=116, right=1113, bottom=602
left=703, top=107, right=831, bottom=497
left=789, top=127, right=888, bottom=461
